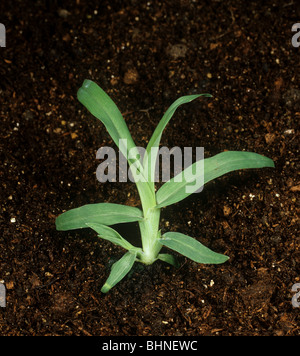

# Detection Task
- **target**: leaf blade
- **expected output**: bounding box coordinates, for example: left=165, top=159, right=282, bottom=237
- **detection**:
left=77, top=80, right=133, bottom=150
left=86, top=222, right=137, bottom=251
left=145, top=94, right=212, bottom=157
left=77, top=80, right=142, bottom=169
left=77, top=79, right=152, bottom=193
left=144, top=94, right=212, bottom=185
left=157, top=253, right=180, bottom=267
left=101, top=251, right=137, bottom=293
left=159, top=232, right=229, bottom=264
left=55, top=203, right=143, bottom=231
left=156, top=151, right=275, bottom=208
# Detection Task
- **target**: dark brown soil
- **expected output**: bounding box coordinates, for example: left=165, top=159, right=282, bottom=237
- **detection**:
left=0, top=0, right=299, bottom=336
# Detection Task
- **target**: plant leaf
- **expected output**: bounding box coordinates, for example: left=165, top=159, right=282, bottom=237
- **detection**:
left=77, top=80, right=153, bottom=198
left=77, top=79, right=141, bottom=169
left=156, top=151, right=275, bottom=208
left=101, top=250, right=137, bottom=293
left=86, top=222, right=139, bottom=252
left=56, top=203, right=143, bottom=231
left=145, top=94, right=212, bottom=157
left=157, top=253, right=179, bottom=267
left=143, top=94, right=212, bottom=185
left=159, top=232, right=229, bottom=264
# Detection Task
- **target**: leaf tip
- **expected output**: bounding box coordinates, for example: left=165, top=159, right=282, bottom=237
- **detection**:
left=77, top=79, right=94, bottom=101
left=221, top=255, right=230, bottom=263
left=101, top=283, right=111, bottom=293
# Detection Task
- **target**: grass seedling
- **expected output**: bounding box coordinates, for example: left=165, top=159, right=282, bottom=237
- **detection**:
left=56, top=80, right=275, bottom=293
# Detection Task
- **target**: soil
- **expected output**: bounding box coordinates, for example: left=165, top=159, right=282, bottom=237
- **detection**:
left=0, top=0, right=299, bottom=336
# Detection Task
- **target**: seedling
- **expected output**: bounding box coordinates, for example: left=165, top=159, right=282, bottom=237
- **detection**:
left=56, top=80, right=275, bottom=293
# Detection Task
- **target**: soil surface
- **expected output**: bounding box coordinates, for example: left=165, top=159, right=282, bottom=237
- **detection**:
left=0, top=0, right=299, bottom=336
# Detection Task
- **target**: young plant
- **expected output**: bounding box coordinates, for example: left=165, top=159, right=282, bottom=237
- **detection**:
left=56, top=80, right=275, bottom=293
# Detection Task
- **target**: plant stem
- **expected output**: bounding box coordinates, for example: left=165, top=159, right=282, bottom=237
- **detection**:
left=135, top=180, right=162, bottom=264
left=138, top=207, right=161, bottom=264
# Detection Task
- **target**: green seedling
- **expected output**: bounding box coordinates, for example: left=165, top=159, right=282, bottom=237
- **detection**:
left=56, top=80, right=275, bottom=293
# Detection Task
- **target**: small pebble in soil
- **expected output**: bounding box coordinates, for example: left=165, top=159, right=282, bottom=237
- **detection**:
left=284, top=129, right=295, bottom=135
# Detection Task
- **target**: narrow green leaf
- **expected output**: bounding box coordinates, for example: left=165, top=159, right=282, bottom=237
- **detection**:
left=77, top=79, right=134, bottom=153
left=143, top=94, right=212, bottom=185
left=156, top=151, right=275, bottom=208
left=77, top=79, right=152, bottom=195
left=157, top=253, right=180, bottom=267
left=86, top=222, right=138, bottom=252
left=55, top=203, right=143, bottom=231
left=159, top=232, right=229, bottom=264
left=101, top=251, right=137, bottom=293
left=77, top=79, right=142, bottom=169
left=145, top=94, right=212, bottom=156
